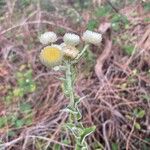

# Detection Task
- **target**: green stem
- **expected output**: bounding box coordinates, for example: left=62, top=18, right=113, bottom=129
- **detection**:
left=66, top=62, right=75, bottom=107
left=72, top=44, right=89, bottom=64
left=64, top=44, right=93, bottom=150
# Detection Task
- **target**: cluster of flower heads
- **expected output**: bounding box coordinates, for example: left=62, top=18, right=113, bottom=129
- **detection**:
left=39, top=30, right=102, bottom=67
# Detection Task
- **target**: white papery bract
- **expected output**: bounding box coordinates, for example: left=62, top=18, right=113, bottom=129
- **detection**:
left=39, top=32, right=57, bottom=45
left=82, top=30, right=102, bottom=45
left=63, top=33, right=80, bottom=46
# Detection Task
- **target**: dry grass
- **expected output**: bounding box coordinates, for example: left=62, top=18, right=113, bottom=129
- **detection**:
left=0, top=0, right=150, bottom=149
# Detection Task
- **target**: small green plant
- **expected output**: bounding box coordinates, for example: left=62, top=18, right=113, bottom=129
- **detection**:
left=39, top=30, right=102, bottom=149
left=0, top=102, right=33, bottom=129
left=0, top=0, right=5, bottom=14
left=126, top=107, right=145, bottom=130
left=2, top=69, right=35, bottom=135
left=95, top=5, right=112, bottom=17
left=143, top=1, right=150, bottom=12
left=14, top=69, right=36, bottom=97
left=5, top=69, right=36, bottom=104
left=87, top=19, right=98, bottom=31
left=122, top=44, right=134, bottom=56
left=111, top=14, right=129, bottom=31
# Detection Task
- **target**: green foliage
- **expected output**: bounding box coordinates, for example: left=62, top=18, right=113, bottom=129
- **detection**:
left=92, top=140, right=104, bottom=149
left=14, top=69, right=36, bottom=97
left=79, top=126, right=96, bottom=145
left=142, top=138, right=150, bottom=150
left=40, top=0, right=55, bottom=11
left=95, top=5, right=112, bottom=17
left=75, top=0, right=91, bottom=9
left=144, top=17, right=150, bottom=23
left=87, top=19, right=98, bottom=31
left=65, top=123, right=96, bottom=150
left=67, top=8, right=82, bottom=23
left=56, top=28, right=66, bottom=35
left=0, top=116, right=7, bottom=128
left=141, top=94, right=150, bottom=102
left=53, top=144, right=61, bottom=150
left=4, top=69, right=36, bottom=103
left=16, top=0, right=31, bottom=9
left=62, top=57, right=96, bottom=149
left=20, top=102, right=32, bottom=113
left=0, top=0, right=6, bottom=15
left=132, top=108, right=145, bottom=130
left=133, top=108, right=145, bottom=119
left=143, top=2, right=150, bottom=12
left=97, top=5, right=112, bottom=17
left=0, top=103, right=33, bottom=129
left=122, top=44, right=134, bottom=56
left=2, top=69, right=34, bottom=131
left=111, top=14, right=129, bottom=31
left=111, top=142, right=119, bottom=150
left=134, top=122, right=141, bottom=130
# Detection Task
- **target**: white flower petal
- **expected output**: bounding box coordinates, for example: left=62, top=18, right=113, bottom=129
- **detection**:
left=39, top=32, right=57, bottom=44
left=82, top=30, right=102, bottom=45
left=63, top=33, right=80, bottom=46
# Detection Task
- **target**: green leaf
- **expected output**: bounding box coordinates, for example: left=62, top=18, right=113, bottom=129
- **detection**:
left=63, top=106, right=78, bottom=114
left=25, top=116, right=33, bottom=125
left=112, top=23, right=120, bottom=31
left=134, top=122, right=141, bottom=130
left=8, top=131, right=16, bottom=137
left=15, top=119, right=25, bottom=128
left=144, top=18, right=150, bottom=23
left=87, top=19, right=98, bottom=31
left=111, top=142, right=118, bottom=150
left=53, top=144, right=61, bottom=150
left=123, top=45, right=134, bottom=56
left=141, top=94, right=150, bottom=102
left=95, top=5, right=112, bottom=17
left=0, top=116, right=7, bottom=128
left=133, top=108, right=145, bottom=119
left=143, top=2, right=150, bottom=12
left=66, top=123, right=82, bottom=138
left=20, top=102, right=32, bottom=113
left=80, top=126, right=96, bottom=144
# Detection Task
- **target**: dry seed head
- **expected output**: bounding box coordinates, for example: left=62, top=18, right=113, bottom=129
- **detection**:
left=39, top=32, right=57, bottom=45
left=40, top=45, right=63, bottom=67
left=63, top=33, right=80, bottom=46
left=82, top=30, right=102, bottom=45
left=61, top=43, right=79, bottom=59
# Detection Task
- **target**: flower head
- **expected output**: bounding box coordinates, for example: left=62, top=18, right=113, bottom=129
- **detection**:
left=82, top=30, right=102, bottom=45
left=39, top=32, right=57, bottom=45
left=61, top=43, right=79, bottom=59
left=40, top=45, right=63, bottom=67
left=63, top=33, right=80, bottom=46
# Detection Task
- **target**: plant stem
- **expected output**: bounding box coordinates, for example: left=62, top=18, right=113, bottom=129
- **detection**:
left=66, top=62, right=75, bottom=107
left=72, top=44, right=89, bottom=64
left=64, top=44, right=95, bottom=150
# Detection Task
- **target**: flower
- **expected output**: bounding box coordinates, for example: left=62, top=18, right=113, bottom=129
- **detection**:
left=40, top=45, right=63, bottom=67
left=63, top=33, right=80, bottom=46
left=82, top=30, right=102, bottom=45
left=61, top=43, right=79, bottom=59
left=39, top=32, right=57, bottom=45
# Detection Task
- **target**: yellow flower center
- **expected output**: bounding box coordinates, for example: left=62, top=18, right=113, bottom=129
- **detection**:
left=40, top=46, right=63, bottom=67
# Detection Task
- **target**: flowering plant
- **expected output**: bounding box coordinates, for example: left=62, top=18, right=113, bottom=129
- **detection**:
left=39, top=30, right=102, bottom=149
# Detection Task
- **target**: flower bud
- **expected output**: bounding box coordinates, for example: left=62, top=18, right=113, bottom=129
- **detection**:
left=61, top=43, right=79, bottom=59
left=82, top=30, right=102, bottom=45
left=63, top=33, right=80, bottom=46
left=39, top=32, right=57, bottom=45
